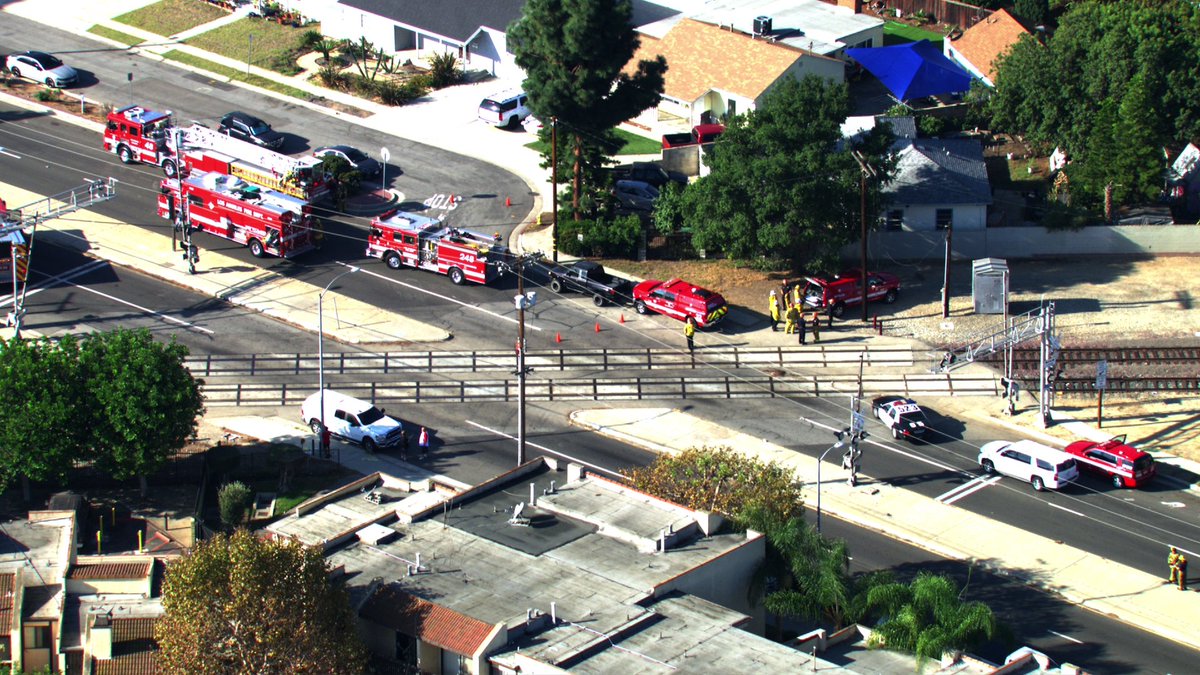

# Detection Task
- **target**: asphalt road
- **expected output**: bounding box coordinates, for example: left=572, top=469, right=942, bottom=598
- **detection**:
left=0, top=102, right=679, bottom=351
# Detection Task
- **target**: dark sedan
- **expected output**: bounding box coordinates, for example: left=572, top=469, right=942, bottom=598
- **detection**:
left=313, top=145, right=382, bottom=177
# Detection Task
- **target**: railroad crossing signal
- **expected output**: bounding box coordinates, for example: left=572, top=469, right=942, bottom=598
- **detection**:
left=12, top=244, right=27, bottom=282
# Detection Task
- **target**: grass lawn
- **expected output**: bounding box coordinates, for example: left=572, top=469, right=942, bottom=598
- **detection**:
left=270, top=469, right=360, bottom=516
left=883, top=21, right=945, bottom=47
left=160, top=50, right=309, bottom=99
left=185, top=17, right=315, bottom=76
left=526, top=128, right=663, bottom=156
left=87, top=24, right=146, bottom=47
left=114, top=0, right=228, bottom=37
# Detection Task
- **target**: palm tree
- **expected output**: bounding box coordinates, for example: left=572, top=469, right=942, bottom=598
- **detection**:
left=863, top=572, right=998, bottom=662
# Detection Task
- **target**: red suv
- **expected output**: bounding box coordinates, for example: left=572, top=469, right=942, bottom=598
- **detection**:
left=1063, top=435, right=1156, bottom=488
left=632, top=278, right=728, bottom=328
left=799, top=269, right=900, bottom=318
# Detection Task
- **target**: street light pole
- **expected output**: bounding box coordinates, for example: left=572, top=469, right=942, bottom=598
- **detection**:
left=318, top=267, right=360, bottom=460
left=513, top=263, right=537, bottom=465
left=816, top=430, right=849, bottom=533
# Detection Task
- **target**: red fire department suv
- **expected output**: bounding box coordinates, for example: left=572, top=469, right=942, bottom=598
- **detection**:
left=799, top=268, right=900, bottom=318
left=632, top=278, right=728, bottom=328
left=1064, top=435, right=1156, bottom=488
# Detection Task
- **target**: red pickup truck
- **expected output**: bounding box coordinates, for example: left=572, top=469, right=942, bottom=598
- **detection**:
left=661, top=124, right=725, bottom=149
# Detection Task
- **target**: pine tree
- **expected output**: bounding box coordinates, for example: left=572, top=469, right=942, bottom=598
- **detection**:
left=509, top=0, right=667, bottom=218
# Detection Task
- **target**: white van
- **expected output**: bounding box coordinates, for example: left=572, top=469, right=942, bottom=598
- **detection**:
left=978, top=439, right=1079, bottom=491
left=301, top=390, right=403, bottom=453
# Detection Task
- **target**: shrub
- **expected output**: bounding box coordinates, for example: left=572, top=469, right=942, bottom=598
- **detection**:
left=34, top=87, right=60, bottom=102
left=426, top=51, right=463, bottom=88
left=218, top=481, right=254, bottom=528
left=555, top=216, right=641, bottom=258
left=375, top=78, right=429, bottom=106
left=317, top=62, right=351, bottom=90
left=917, top=114, right=945, bottom=137
left=301, top=30, right=323, bottom=49
left=351, top=74, right=376, bottom=97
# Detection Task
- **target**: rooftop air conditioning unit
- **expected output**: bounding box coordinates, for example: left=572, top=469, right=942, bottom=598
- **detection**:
left=753, top=15, right=773, bottom=36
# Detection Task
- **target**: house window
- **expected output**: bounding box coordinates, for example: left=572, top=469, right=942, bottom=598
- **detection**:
left=727, top=100, right=737, bottom=120
left=26, top=625, right=50, bottom=649
left=885, top=209, right=903, bottom=230
left=935, top=209, right=953, bottom=230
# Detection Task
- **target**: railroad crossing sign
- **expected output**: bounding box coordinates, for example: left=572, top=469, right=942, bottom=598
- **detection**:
left=1096, top=359, right=1108, bottom=390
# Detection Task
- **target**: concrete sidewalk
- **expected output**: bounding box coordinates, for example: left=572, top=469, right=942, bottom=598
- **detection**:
left=569, top=406, right=1200, bottom=653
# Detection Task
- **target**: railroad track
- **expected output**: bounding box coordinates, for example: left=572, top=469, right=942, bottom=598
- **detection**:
left=983, top=347, right=1200, bottom=367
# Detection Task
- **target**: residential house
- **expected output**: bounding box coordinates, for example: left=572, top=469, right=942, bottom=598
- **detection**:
left=944, top=8, right=1032, bottom=88
left=626, top=18, right=845, bottom=129
left=0, top=508, right=164, bottom=674
left=687, top=0, right=884, bottom=60
left=267, top=464, right=848, bottom=673
left=882, top=137, right=992, bottom=231
left=314, top=0, right=527, bottom=78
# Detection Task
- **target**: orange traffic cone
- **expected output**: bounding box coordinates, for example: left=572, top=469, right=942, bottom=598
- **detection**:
left=594, top=323, right=601, bottom=333
left=555, top=332, right=562, bottom=344
left=450, top=193, right=456, bottom=204
left=505, top=196, right=512, bottom=208
left=619, top=314, right=625, bottom=324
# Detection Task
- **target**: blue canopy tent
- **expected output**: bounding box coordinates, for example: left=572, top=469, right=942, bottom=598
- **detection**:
left=845, top=40, right=971, bottom=101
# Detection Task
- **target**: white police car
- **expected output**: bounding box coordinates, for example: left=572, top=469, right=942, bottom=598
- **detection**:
left=872, top=395, right=928, bottom=441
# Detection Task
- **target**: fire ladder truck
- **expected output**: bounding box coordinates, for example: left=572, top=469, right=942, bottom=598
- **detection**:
left=0, top=179, right=118, bottom=337
left=102, top=104, right=330, bottom=201
left=366, top=210, right=513, bottom=285
left=158, top=171, right=319, bottom=261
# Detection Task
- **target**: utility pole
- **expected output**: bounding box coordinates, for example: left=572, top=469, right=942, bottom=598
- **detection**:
left=941, top=219, right=953, bottom=319
left=851, top=151, right=877, bottom=322
left=512, top=256, right=538, bottom=465
left=551, top=116, right=558, bottom=263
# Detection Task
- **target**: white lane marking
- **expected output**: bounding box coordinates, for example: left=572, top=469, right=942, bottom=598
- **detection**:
left=938, top=475, right=1002, bottom=505
left=1049, top=631, right=1083, bottom=645
left=466, top=419, right=624, bottom=478
left=0, top=148, right=21, bottom=159
left=1047, top=501, right=1085, bottom=518
left=342, top=261, right=542, bottom=331
left=29, top=264, right=215, bottom=334
left=1, top=259, right=108, bottom=303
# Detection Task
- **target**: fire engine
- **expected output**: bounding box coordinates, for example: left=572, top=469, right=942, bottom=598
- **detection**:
left=157, top=172, right=319, bottom=259
left=103, top=104, right=330, bottom=201
left=366, top=210, right=511, bottom=285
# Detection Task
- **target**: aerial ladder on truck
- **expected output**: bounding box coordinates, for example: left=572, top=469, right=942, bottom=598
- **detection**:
left=0, top=178, right=118, bottom=338
left=173, top=124, right=323, bottom=199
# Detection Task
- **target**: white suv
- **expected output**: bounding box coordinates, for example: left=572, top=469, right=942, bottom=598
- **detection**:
left=301, top=390, right=404, bottom=453
left=478, top=90, right=530, bottom=128
left=979, top=440, right=1079, bottom=491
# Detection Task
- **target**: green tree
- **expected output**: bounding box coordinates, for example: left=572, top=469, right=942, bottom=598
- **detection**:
left=218, top=481, right=253, bottom=528
left=156, top=530, right=367, bottom=674
left=1013, top=0, right=1049, bottom=28
left=863, top=572, right=998, bottom=662
left=626, top=446, right=805, bottom=524
left=0, top=336, right=85, bottom=499
left=509, top=0, right=667, bottom=218
left=674, top=76, right=894, bottom=271
left=988, top=3, right=1200, bottom=207
left=79, top=329, right=205, bottom=497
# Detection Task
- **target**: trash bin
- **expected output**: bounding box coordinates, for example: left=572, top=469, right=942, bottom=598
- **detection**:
left=972, top=258, right=1009, bottom=314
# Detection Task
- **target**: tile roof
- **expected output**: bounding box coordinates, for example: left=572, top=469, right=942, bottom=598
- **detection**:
left=360, top=584, right=495, bottom=657
left=338, top=0, right=526, bottom=43
left=94, top=652, right=159, bottom=675
left=885, top=138, right=992, bottom=206
left=628, top=19, right=813, bottom=102
left=69, top=562, right=152, bottom=581
left=95, top=617, right=160, bottom=675
left=950, top=9, right=1031, bottom=83
left=0, top=573, right=12, bottom=632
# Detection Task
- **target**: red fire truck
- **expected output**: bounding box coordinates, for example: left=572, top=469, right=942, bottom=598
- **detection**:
left=366, top=210, right=511, bottom=285
left=157, top=172, right=319, bottom=259
left=103, top=105, right=330, bottom=201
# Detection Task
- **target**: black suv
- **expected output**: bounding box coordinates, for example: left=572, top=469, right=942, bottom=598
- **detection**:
left=218, top=111, right=285, bottom=149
